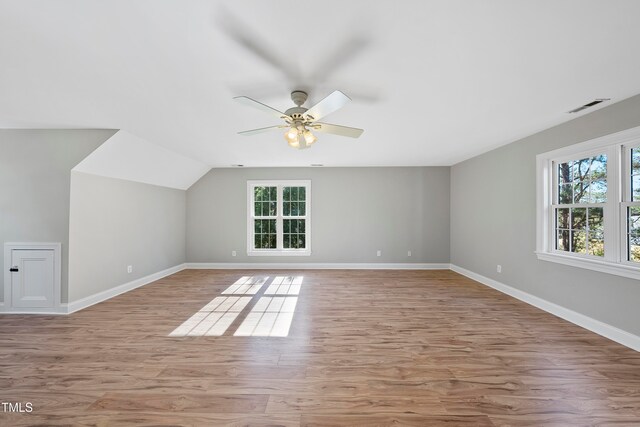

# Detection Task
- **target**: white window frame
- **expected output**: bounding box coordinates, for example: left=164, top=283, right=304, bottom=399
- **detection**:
left=247, top=180, right=311, bottom=257
left=536, top=125, right=640, bottom=280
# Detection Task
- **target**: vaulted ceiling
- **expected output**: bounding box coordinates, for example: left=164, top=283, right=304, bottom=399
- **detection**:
left=1, top=0, right=640, bottom=167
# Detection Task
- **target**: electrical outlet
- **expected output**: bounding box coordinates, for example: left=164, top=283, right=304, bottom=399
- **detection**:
left=408, top=250, right=412, bottom=257
left=377, top=250, right=381, bottom=257
left=127, top=265, right=133, bottom=274
left=497, top=265, right=502, bottom=273
left=232, top=250, right=237, bottom=257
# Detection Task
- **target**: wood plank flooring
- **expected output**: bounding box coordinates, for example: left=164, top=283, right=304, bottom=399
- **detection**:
left=1, top=269, right=639, bottom=426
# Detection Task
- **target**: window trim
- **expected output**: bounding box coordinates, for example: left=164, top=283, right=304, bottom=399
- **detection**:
left=247, top=180, right=311, bottom=257
left=536, top=125, right=640, bottom=280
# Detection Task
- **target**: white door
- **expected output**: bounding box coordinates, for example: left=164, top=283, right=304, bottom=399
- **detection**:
left=10, top=249, right=55, bottom=308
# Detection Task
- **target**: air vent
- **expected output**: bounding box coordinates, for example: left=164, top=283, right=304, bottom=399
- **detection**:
left=310, top=164, right=324, bottom=167
left=567, top=98, right=610, bottom=114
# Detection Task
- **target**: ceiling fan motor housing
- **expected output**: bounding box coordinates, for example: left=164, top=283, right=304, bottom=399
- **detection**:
left=284, top=107, right=308, bottom=118
left=286, top=91, right=310, bottom=120
left=290, top=90, right=308, bottom=106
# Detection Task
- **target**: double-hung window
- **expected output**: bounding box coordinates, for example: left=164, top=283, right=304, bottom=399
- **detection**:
left=247, top=180, right=311, bottom=256
left=553, top=154, right=607, bottom=257
left=536, top=125, right=640, bottom=279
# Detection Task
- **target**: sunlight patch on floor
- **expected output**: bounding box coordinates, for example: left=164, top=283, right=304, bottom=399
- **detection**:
left=221, top=276, right=269, bottom=295
left=169, top=296, right=252, bottom=337
left=234, top=296, right=298, bottom=337
left=170, top=276, right=302, bottom=338
left=264, top=276, right=302, bottom=295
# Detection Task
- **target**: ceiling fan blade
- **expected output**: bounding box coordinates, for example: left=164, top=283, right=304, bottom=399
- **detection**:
left=238, top=125, right=287, bottom=136
left=234, top=96, right=290, bottom=120
left=216, top=7, right=301, bottom=83
left=309, top=36, right=370, bottom=84
left=312, top=122, right=364, bottom=138
left=303, top=90, right=351, bottom=122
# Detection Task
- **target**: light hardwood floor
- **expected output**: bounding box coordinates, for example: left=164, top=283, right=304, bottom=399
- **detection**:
left=1, top=269, right=639, bottom=426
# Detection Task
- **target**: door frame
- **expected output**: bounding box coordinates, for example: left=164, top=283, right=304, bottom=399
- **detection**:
left=3, top=242, right=62, bottom=314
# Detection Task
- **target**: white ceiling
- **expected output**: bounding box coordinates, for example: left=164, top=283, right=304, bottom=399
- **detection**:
left=1, top=0, right=640, bottom=167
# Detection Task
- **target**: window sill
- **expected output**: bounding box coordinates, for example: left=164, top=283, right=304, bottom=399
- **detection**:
left=248, top=250, right=311, bottom=257
left=535, top=251, right=640, bottom=280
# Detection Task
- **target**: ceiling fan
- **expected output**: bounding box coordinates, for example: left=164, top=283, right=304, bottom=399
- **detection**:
left=234, top=90, right=364, bottom=149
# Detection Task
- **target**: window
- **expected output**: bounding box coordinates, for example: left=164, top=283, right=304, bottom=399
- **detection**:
left=553, top=155, right=606, bottom=256
left=536, top=125, right=640, bottom=279
left=247, top=180, right=311, bottom=256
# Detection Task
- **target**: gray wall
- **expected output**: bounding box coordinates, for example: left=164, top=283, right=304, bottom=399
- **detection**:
left=187, top=167, right=450, bottom=264
left=68, top=172, right=186, bottom=302
left=0, top=129, right=115, bottom=303
left=451, top=94, right=640, bottom=336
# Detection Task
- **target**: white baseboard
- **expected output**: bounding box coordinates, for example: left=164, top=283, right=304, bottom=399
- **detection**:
left=65, top=263, right=187, bottom=314
left=450, top=264, right=640, bottom=352
left=186, top=262, right=451, bottom=270
left=0, top=306, right=67, bottom=315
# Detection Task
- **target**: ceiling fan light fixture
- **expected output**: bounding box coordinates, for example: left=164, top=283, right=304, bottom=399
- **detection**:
left=286, top=126, right=298, bottom=138
left=284, top=126, right=299, bottom=145
left=288, top=139, right=301, bottom=149
left=303, top=129, right=317, bottom=145
left=285, top=124, right=316, bottom=149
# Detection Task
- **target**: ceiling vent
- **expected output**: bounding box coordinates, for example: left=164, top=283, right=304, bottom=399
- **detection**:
left=567, top=98, right=610, bottom=114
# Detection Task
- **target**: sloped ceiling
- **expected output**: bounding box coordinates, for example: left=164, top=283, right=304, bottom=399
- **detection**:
left=1, top=0, right=640, bottom=167
left=73, top=131, right=210, bottom=190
